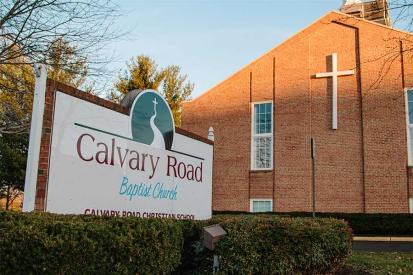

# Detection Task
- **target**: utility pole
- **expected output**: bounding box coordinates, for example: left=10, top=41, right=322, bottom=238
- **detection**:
left=311, top=138, right=316, bottom=218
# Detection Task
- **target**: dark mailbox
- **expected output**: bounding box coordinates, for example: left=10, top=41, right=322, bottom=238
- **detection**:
left=202, top=224, right=226, bottom=250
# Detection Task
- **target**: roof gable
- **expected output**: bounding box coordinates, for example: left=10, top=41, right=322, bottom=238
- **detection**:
left=187, top=10, right=413, bottom=103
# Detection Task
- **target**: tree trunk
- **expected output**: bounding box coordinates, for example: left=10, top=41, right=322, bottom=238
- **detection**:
left=5, top=185, right=11, bottom=210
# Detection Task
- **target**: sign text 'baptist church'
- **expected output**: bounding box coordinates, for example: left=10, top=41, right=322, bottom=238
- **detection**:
left=23, top=80, right=213, bottom=220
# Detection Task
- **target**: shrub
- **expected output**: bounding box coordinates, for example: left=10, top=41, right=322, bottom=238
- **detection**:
left=0, top=211, right=182, bottom=275
left=214, top=211, right=413, bottom=236
left=0, top=211, right=352, bottom=274
left=177, top=215, right=352, bottom=274
left=319, top=213, right=413, bottom=236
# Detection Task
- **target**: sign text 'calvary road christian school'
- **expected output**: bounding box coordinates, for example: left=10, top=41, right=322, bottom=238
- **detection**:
left=23, top=69, right=213, bottom=220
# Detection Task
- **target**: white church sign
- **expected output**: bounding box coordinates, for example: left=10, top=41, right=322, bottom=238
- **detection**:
left=316, top=53, right=354, bottom=130
left=23, top=70, right=213, bottom=220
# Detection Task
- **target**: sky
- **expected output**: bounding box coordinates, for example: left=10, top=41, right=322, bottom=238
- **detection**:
left=104, top=0, right=356, bottom=98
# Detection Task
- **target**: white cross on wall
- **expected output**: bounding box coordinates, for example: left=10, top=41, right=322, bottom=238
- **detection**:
left=315, top=53, right=354, bottom=130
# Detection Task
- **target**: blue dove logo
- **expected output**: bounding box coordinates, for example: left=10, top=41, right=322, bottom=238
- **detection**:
left=129, top=90, right=175, bottom=150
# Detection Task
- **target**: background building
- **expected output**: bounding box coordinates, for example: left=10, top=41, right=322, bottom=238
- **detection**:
left=181, top=2, right=413, bottom=213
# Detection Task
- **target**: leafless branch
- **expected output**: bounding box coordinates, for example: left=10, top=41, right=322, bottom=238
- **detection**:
left=0, top=0, right=123, bottom=72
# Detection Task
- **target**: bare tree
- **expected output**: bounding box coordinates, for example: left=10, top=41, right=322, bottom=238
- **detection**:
left=390, top=0, right=413, bottom=31
left=361, top=0, right=413, bottom=91
left=0, top=0, right=121, bottom=70
left=0, top=0, right=123, bottom=134
left=331, top=1, right=413, bottom=93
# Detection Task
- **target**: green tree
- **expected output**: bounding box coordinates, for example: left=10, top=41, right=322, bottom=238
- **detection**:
left=47, top=38, right=90, bottom=90
left=162, top=65, right=194, bottom=126
left=114, top=55, right=166, bottom=97
left=0, top=62, right=34, bottom=134
left=0, top=39, right=93, bottom=208
left=0, top=39, right=93, bottom=134
left=113, top=55, right=193, bottom=126
left=0, top=133, right=28, bottom=210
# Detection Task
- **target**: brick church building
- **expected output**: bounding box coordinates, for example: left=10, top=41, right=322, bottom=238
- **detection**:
left=181, top=0, right=413, bottom=213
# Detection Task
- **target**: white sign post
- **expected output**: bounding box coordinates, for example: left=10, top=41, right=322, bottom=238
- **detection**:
left=22, top=64, right=47, bottom=212
left=315, top=53, right=354, bottom=130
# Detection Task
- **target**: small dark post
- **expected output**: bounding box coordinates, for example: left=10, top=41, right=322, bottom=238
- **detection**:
left=311, top=138, right=316, bottom=218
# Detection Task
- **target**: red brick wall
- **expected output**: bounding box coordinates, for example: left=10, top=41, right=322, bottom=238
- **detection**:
left=181, top=12, right=412, bottom=213
left=357, top=17, right=409, bottom=213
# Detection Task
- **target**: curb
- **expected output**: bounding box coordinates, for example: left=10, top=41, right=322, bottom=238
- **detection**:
left=353, top=236, right=413, bottom=242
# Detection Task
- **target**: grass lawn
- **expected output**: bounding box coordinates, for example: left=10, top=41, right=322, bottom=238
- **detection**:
left=339, top=251, right=413, bottom=275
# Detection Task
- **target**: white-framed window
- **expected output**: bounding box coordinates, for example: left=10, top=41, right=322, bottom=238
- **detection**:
left=250, top=199, right=273, bottom=213
left=251, top=101, right=273, bottom=170
left=409, top=198, right=413, bottom=214
left=405, top=89, right=413, bottom=166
